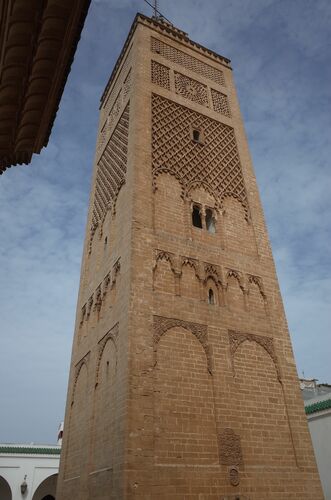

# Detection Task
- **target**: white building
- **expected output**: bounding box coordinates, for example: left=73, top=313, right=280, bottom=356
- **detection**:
left=301, top=378, right=331, bottom=500
left=0, top=444, right=60, bottom=500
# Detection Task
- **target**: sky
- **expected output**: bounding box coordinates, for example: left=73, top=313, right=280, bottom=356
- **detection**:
left=0, top=0, right=330, bottom=444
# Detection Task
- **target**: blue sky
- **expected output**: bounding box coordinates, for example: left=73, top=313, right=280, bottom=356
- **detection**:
left=0, top=0, right=330, bottom=444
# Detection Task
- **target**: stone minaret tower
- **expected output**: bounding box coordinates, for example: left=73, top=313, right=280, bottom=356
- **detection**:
left=57, top=14, right=323, bottom=500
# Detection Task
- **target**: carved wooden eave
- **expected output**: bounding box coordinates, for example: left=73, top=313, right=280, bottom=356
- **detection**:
left=0, top=0, right=91, bottom=174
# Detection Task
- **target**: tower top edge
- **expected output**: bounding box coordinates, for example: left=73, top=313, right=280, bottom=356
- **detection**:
left=100, top=12, right=231, bottom=106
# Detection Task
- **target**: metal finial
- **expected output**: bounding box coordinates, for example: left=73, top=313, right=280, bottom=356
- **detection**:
left=144, top=0, right=172, bottom=24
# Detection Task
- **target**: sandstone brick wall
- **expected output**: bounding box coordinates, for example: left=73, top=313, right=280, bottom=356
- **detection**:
left=57, top=14, right=323, bottom=500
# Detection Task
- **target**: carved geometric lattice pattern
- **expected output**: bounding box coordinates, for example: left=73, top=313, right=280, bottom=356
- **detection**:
left=123, top=70, right=131, bottom=100
left=174, top=72, right=209, bottom=107
left=98, top=90, right=122, bottom=154
left=152, top=94, right=248, bottom=216
left=151, top=60, right=170, bottom=89
left=91, top=103, right=130, bottom=237
left=151, top=37, right=225, bottom=86
left=211, top=88, right=231, bottom=117
left=97, top=69, right=131, bottom=155
left=101, top=45, right=132, bottom=122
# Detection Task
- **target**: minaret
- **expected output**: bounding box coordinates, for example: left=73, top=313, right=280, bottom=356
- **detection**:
left=57, top=13, right=323, bottom=499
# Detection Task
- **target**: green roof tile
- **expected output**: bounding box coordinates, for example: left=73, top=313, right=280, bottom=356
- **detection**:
left=305, top=399, right=331, bottom=415
left=0, top=446, right=61, bottom=455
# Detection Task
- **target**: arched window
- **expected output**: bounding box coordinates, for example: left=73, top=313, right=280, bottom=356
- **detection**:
left=192, top=205, right=202, bottom=228
left=208, top=288, right=215, bottom=305
left=205, top=208, right=216, bottom=233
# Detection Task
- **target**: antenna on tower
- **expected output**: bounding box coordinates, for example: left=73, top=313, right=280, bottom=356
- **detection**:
left=143, top=0, right=173, bottom=24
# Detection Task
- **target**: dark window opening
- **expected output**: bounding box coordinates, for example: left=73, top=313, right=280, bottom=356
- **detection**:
left=208, top=288, right=215, bottom=305
left=193, top=129, right=200, bottom=142
left=206, top=209, right=216, bottom=233
left=192, top=205, right=202, bottom=228
left=104, top=237, right=108, bottom=245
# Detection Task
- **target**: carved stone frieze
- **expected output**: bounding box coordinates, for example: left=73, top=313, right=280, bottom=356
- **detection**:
left=219, top=428, right=243, bottom=466
left=151, top=60, right=170, bottom=90
left=211, top=88, right=231, bottom=117
left=101, top=45, right=132, bottom=123
left=153, top=315, right=212, bottom=373
left=174, top=71, right=209, bottom=107
left=153, top=251, right=269, bottom=316
left=80, top=259, right=121, bottom=327
left=98, top=64, right=132, bottom=156
left=151, top=37, right=225, bottom=85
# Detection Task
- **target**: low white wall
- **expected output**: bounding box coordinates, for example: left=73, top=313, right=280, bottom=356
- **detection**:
left=0, top=450, right=59, bottom=500
left=308, top=411, right=331, bottom=500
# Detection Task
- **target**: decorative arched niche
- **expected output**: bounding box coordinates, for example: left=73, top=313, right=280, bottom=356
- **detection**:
left=153, top=316, right=217, bottom=465
left=92, top=327, right=118, bottom=472
left=180, top=258, right=201, bottom=300
left=248, top=275, right=267, bottom=316
left=228, top=331, right=296, bottom=468
left=64, top=354, right=90, bottom=480
left=222, top=195, right=257, bottom=256
left=153, top=251, right=176, bottom=295
left=226, top=270, right=246, bottom=312
left=153, top=172, right=185, bottom=235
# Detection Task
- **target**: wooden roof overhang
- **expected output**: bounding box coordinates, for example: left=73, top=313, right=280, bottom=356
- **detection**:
left=0, top=0, right=91, bottom=174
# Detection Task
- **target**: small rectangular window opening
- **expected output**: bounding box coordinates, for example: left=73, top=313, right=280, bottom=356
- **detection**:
left=191, top=126, right=204, bottom=144
left=206, top=209, right=216, bottom=233
left=193, top=129, right=200, bottom=142
left=208, top=288, right=215, bottom=305
left=192, top=205, right=202, bottom=228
